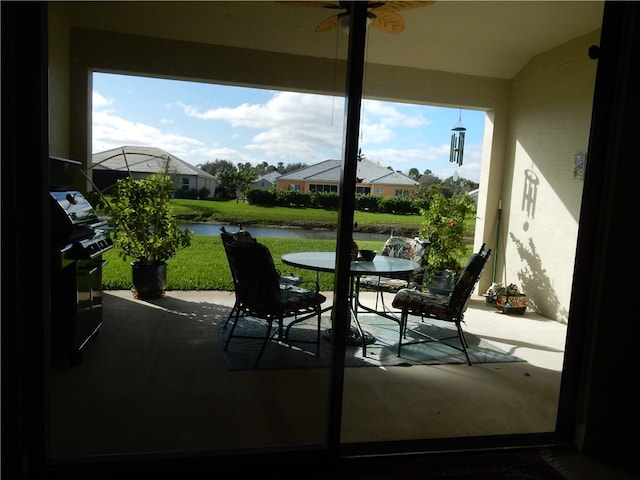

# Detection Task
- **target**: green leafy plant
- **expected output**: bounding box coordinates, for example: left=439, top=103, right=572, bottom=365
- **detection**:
left=495, top=283, right=523, bottom=296
left=419, top=192, right=476, bottom=279
left=108, top=171, right=191, bottom=265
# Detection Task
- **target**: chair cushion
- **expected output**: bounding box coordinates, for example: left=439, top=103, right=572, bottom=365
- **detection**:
left=221, top=228, right=302, bottom=285
left=381, top=236, right=430, bottom=266
left=279, top=273, right=303, bottom=285
left=280, top=284, right=326, bottom=311
left=392, top=288, right=452, bottom=318
left=359, top=236, right=429, bottom=292
left=358, top=276, right=412, bottom=292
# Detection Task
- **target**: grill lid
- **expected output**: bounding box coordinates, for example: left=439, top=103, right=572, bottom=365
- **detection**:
left=50, top=191, right=99, bottom=226
left=50, top=191, right=111, bottom=248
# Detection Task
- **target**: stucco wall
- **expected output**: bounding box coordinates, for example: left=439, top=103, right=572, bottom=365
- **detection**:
left=500, top=31, right=600, bottom=322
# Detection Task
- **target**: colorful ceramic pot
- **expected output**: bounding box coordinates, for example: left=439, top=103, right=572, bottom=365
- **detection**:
left=496, top=293, right=527, bottom=315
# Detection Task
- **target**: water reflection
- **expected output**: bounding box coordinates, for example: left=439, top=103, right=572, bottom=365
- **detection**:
left=181, top=223, right=390, bottom=242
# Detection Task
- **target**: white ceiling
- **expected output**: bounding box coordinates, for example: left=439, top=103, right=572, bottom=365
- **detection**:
left=62, top=1, right=604, bottom=80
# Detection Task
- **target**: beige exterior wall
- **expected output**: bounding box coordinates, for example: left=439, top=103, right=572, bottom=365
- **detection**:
left=498, top=31, right=599, bottom=322
left=369, top=184, right=416, bottom=197
left=274, top=179, right=417, bottom=197
left=276, top=179, right=307, bottom=191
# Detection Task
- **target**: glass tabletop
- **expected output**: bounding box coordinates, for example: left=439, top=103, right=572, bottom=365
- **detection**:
left=281, top=251, right=419, bottom=275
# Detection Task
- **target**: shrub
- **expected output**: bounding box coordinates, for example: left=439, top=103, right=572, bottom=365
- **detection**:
left=378, top=196, right=417, bottom=214
left=276, top=189, right=310, bottom=207
left=310, top=191, right=340, bottom=209
left=419, top=193, right=476, bottom=277
left=108, top=172, right=192, bottom=265
left=355, top=193, right=379, bottom=212
left=245, top=187, right=278, bottom=205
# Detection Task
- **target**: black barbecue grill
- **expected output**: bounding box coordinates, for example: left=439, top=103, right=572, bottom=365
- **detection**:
left=50, top=191, right=113, bottom=261
left=50, top=158, right=113, bottom=365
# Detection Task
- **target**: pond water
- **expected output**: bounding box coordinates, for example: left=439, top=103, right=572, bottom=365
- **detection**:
left=180, top=223, right=391, bottom=242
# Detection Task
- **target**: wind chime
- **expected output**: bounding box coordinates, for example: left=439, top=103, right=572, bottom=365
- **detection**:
left=449, top=110, right=466, bottom=167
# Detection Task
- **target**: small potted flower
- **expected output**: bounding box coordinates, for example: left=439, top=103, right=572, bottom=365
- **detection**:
left=495, top=283, right=527, bottom=315
left=484, top=282, right=503, bottom=304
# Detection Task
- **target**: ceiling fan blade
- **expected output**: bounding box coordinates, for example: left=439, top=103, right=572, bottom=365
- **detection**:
left=369, top=10, right=406, bottom=33
left=376, top=1, right=435, bottom=12
left=315, top=14, right=340, bottom=33
left=280, top=0, right=435, bottom=34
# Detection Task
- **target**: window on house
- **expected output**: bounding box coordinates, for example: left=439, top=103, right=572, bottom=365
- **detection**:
left=355, top=186, right=371, bottom=194
left=395, top=189, right=411, bottom=197
left=288, top=184, right=301, bottom=191
left=309, top=184, right=338, bottom=192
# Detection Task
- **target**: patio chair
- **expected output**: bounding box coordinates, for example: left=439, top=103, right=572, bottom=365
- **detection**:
left=391, top=243, right=492, bottom=365
left=356, top=233, right=430, bottom=317
left=221, top=235, right=326, bottom=368
left=220, top=227, right=303, bottom=328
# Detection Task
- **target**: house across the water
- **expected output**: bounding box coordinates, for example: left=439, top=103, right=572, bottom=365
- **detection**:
left=275, top=159, right=418, bottom=197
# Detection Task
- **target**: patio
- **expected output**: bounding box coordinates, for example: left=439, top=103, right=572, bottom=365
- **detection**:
left=49, top=290, right=566, bottom=457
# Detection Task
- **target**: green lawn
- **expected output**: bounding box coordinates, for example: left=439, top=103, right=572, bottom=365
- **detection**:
left=102, top=235, right=474, bottom=291
left=104, top=236, right=370, bottom=291
left=166, top=198, right=426, bottom=232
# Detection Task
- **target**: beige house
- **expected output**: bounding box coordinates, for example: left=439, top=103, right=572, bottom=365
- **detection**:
left=6, top=1, right=638, bottom=477
left=275, top=159, right=418, bottom=196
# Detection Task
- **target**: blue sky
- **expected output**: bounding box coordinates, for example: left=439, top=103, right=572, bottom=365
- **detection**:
left=92, top=72, right=485, bottom=182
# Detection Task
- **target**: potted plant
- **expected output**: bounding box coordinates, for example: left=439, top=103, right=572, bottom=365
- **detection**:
left=484, top=282, right=503, bottom=304
left=418, top=192, right=476, bottom=294
left=494, top=283, right=527, bottom=315
left=107, top=168, right=191, bottom=299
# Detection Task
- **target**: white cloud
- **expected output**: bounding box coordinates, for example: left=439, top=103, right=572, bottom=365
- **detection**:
left=92, top=91, right=112, bottom=109
left=92, top=105, right=202, bottom=156
left=93, top=84, right=483, bottom=182
left=364, top=100, right=429, bottom=128
left=177, top=91, right=345, bottom=162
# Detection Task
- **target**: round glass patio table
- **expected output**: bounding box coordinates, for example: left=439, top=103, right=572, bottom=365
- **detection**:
left=281, top=251, right=419, bottom=275
left=281, top=251, right=420, bottom=349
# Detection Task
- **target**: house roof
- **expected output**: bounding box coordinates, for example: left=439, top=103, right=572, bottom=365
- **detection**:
left=277, top=159, right=418, bottom=187
left=92, top=146, right=217, bottom=180
left=254, top=171, right=281, bottom=185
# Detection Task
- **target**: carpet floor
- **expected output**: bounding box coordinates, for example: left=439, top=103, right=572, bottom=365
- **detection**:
left=220, top=313, right=524, bottom=370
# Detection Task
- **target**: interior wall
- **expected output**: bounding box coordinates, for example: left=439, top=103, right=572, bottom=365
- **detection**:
left=501, top=31, right=600, bottom=322
left=48, top=3, right=71, bottom=158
